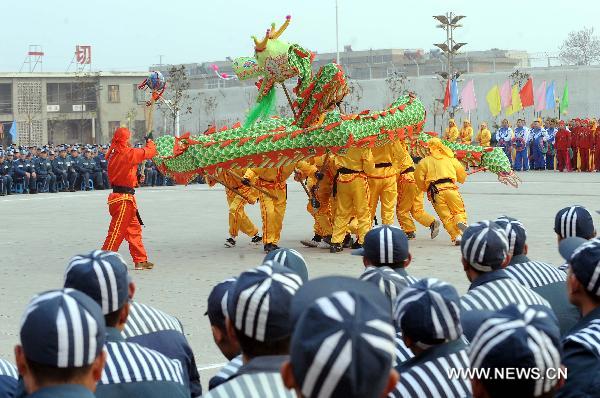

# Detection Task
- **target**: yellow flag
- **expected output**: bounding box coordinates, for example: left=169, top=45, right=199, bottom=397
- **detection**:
left=486, top=85, right=501, bottom=117
left=506, top=84, right=523, bottom=116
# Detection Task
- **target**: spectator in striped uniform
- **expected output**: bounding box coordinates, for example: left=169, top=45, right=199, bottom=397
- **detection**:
left=555, top=206, right=596, bottom=272
left=557, top=237, right=600, bottom=397
left=281, top=276, right=398, bottom=398
left=496, top=216, right=580, bottom=335
left=203, top=264, right=303, bottom=398
left=264, top=248, right=309, bottom=282
left=0, top=358, right=17, bottom=398
left=205, top=278, right=242, bottom=391
left=358, top=267, right=414, bottom=365
left=352, top=225, right=418, bottom=284
left=389, top=278, right=472, bottom=398
left=459, top=221, right=555, bottom=339
left=469, top=304, right=562, bottom=398
left=63, top=250, right=189, bottom=398
left=14, top=289, right=107, bottom=398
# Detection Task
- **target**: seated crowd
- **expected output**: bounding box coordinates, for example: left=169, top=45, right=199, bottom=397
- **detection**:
left=0, top=205, right=599, bottom=398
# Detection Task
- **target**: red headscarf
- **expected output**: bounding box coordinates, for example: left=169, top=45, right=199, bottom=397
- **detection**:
left=106, top=127, right=131, bottom=162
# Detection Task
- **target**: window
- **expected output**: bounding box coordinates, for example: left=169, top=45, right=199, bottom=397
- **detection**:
left=0, top=83, right=12, bottom=114
left=108, top=121, right=121, bottom=134
left=133, top=84, right=148, bottom=104
left=108, top=85, right=120, bottom=103
left=46, top=82, right=97, bottom=111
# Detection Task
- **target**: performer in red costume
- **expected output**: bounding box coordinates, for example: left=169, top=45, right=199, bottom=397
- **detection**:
left=569, top=120, right=580, bottom=171
left=595, top=123, right=600, bottom=172
left=578, top=120, right=593, bottom=172
left=555, top=121, right=571, bottom=172
left=101, top=127, right=157, bottom=270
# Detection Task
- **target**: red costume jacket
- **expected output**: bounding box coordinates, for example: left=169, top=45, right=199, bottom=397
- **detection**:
left=555, top=129, right=571, bottom=150
left=578, top=127, right=593, bottom=150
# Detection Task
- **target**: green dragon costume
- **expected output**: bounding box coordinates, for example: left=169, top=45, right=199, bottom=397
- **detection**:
left=152, top=16, right=519, bottom=188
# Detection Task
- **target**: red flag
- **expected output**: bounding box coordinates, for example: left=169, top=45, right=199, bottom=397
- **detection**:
left=519, top=78, right=534, bottom=108
left=443, top=80, right=450, bottom=110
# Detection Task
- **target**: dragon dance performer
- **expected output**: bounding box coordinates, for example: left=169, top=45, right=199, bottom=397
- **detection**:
left=367, top=143, right=400, bottom=225
left=395, top=140, right=440, bottom=240
left=443, top=119, right=460, bottom=143
left=459, top=120, right=473, bottom=144
left=329, top=147, right=375, bottom=253
left=414, top=138, right=467, bottom=246
left=242, top=165, right=296, bottom=252
left=475, top=123, right=491, bottom=147
left=495, top=119, right=513, bottom=169
left=206, top=169, right=262, bottom=248
left=101, top=127, right=156, bottom=270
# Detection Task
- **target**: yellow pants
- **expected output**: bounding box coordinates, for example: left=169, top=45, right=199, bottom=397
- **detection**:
left=332, top=176, right=371, bottom=244
left=368, top=175, right=398, bottom=225
left=226, top=190, right=258, bottom=238
left=428, top=186, right=467, bottom=241
left=396, top=179, right=435, bottom=233
left=258, top=186, right=287, bottom=244
left=307, top=186, right=333, bottom=236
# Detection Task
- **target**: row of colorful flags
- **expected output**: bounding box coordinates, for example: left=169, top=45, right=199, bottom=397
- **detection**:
left=443, top=78, right=570, bottom=117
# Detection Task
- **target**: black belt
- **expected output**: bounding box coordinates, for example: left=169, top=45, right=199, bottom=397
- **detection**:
left=333, top=167, right=361, bottom=197
left=112, top=186, right=135, bottom=195
left=400, top=166, right=415, bottom=174
left=427, top=178, right=454, bottom=204
left=375, top=162, right=392, bottom=168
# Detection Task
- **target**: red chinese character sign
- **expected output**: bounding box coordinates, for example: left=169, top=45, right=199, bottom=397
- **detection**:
left=75, top=45, right=91, bottom=64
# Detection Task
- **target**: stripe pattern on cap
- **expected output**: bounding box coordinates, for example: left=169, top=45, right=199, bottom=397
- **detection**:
left=461, top=221, right=509, bottom=272
left=377, top=226, right=402, bottom=264
left=559, top=206, right=588, bottom=239
left=359, top=266, right=408, bottom=302
left=495, top=216, right=526, bottom=256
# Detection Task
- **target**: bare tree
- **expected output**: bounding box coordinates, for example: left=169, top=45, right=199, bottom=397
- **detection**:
left=509, top=69, right=530, bottom=89
left=203, top=96, right=218, bottom=127
left=559, top=27, right=600, bottom=65
left=342, top=80, right=363, bottom=114
left=385, top=71, right=410, bottom=104
left=158, top=65, right=196, bottom=135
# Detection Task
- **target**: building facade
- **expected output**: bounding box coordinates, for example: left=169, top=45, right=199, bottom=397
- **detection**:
left=0, top=71, right=149, bottom=146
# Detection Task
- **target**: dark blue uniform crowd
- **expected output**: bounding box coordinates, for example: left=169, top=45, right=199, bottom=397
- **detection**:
left=0, top=205, right=599, bottom=398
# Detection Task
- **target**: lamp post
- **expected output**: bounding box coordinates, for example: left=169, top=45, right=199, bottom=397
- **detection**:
left=335, top=0, right=340, bottom=64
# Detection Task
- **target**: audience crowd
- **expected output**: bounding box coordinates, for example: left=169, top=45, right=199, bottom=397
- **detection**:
left=0, top=205, right=599, bottom=398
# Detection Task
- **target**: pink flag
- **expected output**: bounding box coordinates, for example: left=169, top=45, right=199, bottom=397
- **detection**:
left=460, top=80, right=477, bottom=113
left=534, top=81, right=547, bottom=112
left=500, top=80, right=512, bottom=108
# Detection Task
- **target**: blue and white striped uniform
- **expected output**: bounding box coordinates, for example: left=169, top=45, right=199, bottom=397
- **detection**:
left=0, top=358, right=17, bottom=398
left=505, top=255, right=579, bottom=335
left=393, top=332, right=414, bottom=367
left=558, top=308, right=600, bottom=397
left=208, top=356, right=243, bottom=391
left=96, top=328, right=189, bottom=398
left=394, top=268, right=419, bottom=285
left=123, top=301, right=202, bottom=396
left=389, top=340, right=471, bottom=398
left=460, top=270, right=552, bottom=312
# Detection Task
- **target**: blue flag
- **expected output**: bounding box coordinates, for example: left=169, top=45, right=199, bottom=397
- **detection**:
left=8, top=121, right=17, bottom=142
left=450, top=78, right=459, bottom=107
left=545, top=82, right=555, bottom=110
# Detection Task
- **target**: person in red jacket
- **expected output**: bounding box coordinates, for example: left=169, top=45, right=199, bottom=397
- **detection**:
left=579, top=120, right=593, bottom=172
left=555, top=121, right=572, bottom=172
left=101, top=127, right=157, bottom=270
left=595, top=123, right=600, bottom=171
left=569, top=120, right=580, bottom=171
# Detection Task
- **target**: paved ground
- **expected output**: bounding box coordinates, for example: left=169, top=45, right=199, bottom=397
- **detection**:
left=0, top=171, right=598, bottom=383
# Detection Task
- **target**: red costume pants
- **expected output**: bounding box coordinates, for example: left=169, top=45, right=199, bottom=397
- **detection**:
left=580, top=149, right=590, bottom=172
left=596, top=149, right=600, bottom=171
left=556, top=150, right=571, bottom=172
left=102, top=195, right=147, bottom=263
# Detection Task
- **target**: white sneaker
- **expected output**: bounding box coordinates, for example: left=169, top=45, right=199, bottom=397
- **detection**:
left=301, top=238, right=320, bottom=248
left=430, top=220, right=441, bottom=239
left=225, top=237, right=236, bottom=248
left=453, top=235, right=462, bottom=246
left=318, top=240, right=332, bottom=249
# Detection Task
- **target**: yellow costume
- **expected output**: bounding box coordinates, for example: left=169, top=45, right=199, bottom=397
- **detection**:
left=395, top=142, right=437, bottom=237
left=459, top=121, right=473, bottom=145
left=476, top=124, right=491, bottom=147
left=243, top=165, right=295, bottom=249
left=207, top=170, right=259, bottom=242
left=367, top=143, right=400, bottom=225
left=414, top=138, right=467, bottom=244
left=331, top=147, right=375, bottom=248
left=443, top=119, right=460, bottom=142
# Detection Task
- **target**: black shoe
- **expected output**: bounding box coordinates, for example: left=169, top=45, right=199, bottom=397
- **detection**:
left=69, top=188, right=75, bottom=192
left=0, top=193, right=5, bottom=196
left=264, top=243, right=279, bottom=253
left=342, top=234, right=353, bottom=248
left=329, top=243, right=343, bottom=253
left=251, top=234, right=262, bottom=244
left=406, top=232, right=416, bottom=240
left=350, top=241, right=362, bottom=249
left=225, top=237, right=236, bottom=248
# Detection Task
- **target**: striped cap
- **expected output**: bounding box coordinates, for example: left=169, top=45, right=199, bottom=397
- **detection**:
left=469, top=304, right=561, bottom=397
left=359, top=266, right=408, bottom=303
left=555, top=205, right=595, bottom=239
left=494, top=216, right=527, bottom=256
left=20, top=289, right=106, bottom=368
left=291, top=291, right=396, bottom=398
left=569, top=238, right=600, bottom=296
left=206, top=278, right=237, bottom=329
left=353, top=225, right=409, bottom=265
left=227, top=264, right=303, bottom=342
left=461, top=221, right=509, bottom=272
left=64, top=250, right=129, bottom=315
left=263, top=248, right=309, bottom=282
left=393, top=278, right=462, bottom=347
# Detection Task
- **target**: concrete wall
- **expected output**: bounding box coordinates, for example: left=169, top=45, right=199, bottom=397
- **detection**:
left=155, top=65, right=600, bottom=136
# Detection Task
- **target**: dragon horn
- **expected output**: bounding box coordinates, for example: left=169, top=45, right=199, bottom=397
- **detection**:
left=269, top=15, right=291, bottom=39
left=253, top=29, right=270, bottom=52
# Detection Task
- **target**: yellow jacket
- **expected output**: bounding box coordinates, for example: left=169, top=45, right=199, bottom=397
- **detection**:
left=476, top=129, right=491, bottom=147
left=459, top=126, right=473, bottom=144
left=334, top=147, right=375, bottom=182
left=296, top=154, right=336, bottom=189
left=367, top=143, right=402, bottom=178
left=444, top=126, right=460, bottom=142
left=414, top=155, right=467, bottom=192
left=243, top=165, right=296, bottom=189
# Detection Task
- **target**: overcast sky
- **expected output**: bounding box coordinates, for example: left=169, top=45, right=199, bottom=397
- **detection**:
left=2, top=0, right=597, bottom=72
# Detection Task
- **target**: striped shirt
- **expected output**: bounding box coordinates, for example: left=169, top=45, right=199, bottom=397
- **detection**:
left=389, top=340, right=471, bottom=398
left=209, top=356, right=244, bottom=390
left=394, top=268, right=419, bottom=285
left=564, top=319, right=600, bottom=358
left=123, top=301, right=184, bottom=338
left=0, top=358, right=18, bottom=398
left=394, top=332, right=414, bottom=367
left=505, top=257, right=567, bottom=289
left=460, top=270, right=552, bottom=312
left=0, top=359, right=17, bottom=379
